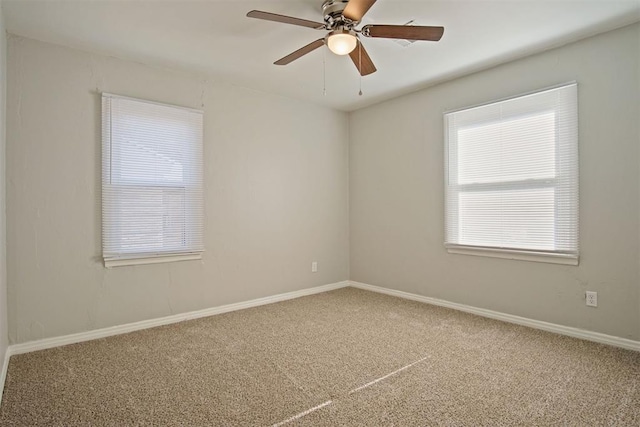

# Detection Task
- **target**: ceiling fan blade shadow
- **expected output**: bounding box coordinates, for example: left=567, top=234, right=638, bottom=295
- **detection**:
left=247, top=10, right=325, bottom=30
left=274, top=39, right=326, bottom=65
left=348, top=40, right=377, bottom=76
left=363, top=25, right=444, bottom=41
left=342, top=0, right=377, bottom=22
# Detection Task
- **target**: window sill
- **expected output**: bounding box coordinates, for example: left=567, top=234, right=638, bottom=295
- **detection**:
left=446, top=245, right=578, bottom=266
left=104, top=252, right=203, bottom=268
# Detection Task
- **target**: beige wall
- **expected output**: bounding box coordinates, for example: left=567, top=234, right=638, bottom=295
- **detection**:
left=350, top=23, right=640, bottom=340
left=0, top=2, right=7, bottom=366
left=6, top=36, right=349, bottom=344
left=5, top=24, right=640, bottom=346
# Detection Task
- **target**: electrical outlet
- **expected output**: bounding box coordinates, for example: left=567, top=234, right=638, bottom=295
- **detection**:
left=311, top=261, right=318, bottom=273
left=586, top=291, right=598, bottom=307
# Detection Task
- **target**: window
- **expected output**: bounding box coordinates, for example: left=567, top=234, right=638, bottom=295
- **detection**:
left=102, top=94, right=204, bottom=267
left=444, top=83, right=578, bottom=265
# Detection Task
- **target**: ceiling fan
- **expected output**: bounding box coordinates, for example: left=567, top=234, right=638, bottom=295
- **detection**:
left=247, top=0, right=444, bottom=76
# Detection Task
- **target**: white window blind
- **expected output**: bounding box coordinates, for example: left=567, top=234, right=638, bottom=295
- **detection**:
left=444, top=83, right=579, bottom=264
left=102, top=94, right=204, bottom=267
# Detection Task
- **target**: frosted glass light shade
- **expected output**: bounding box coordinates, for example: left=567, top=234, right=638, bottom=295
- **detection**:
left=327, top=32, right=357, bottom=55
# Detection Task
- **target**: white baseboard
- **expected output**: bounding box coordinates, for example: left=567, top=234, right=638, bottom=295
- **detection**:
left=8, top=280, right=350, bottom=356
left=6, top=279, right=638, bottom=361
left=349, top=281, right=640, bottom=352
left=0, top=347, right=9, bottom=406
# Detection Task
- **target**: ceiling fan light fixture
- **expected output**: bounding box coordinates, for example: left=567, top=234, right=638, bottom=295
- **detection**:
left=247, top=2, right=445, bottom=77
left=326, top=30, right=357, bottom=55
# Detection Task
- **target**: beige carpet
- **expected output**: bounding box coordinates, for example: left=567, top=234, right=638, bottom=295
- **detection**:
left=1, top=287, right=639, bottom=426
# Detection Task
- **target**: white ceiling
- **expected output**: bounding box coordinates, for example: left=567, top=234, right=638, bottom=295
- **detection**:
left=3, top=0, right=639, bottom=111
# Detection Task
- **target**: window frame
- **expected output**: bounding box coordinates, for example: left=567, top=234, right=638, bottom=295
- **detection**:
left=101, top=93, right=204, bottom=268
left=443, top=83, right=579, bottom=265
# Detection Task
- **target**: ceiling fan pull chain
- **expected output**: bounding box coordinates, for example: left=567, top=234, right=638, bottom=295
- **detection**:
left=358, top=40, right=363, bottom=96
left=323, top=46, right=327, bottom=96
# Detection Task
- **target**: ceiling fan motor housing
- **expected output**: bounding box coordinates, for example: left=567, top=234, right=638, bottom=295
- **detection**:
left=322, top=0, right=355, bottom=29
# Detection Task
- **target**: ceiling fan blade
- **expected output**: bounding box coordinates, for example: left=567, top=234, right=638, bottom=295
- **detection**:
left=342, top=0, right=377, bottom=22
left=247, top=10, right=325, bottom=30
left=362, top=24, right=444, bottom=41
left=348, top=40, right=377, bottom=76
left=274, top=39, right=325, bottom=65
